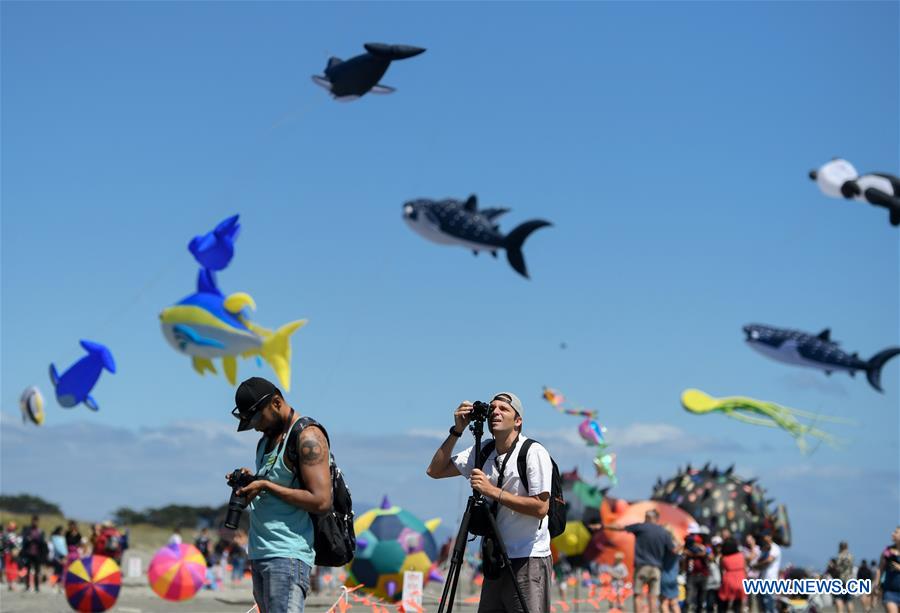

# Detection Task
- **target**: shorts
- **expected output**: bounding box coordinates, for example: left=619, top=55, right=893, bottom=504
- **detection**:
left=478, top=556, right=552, bottom=613
left=635, top=565, right=662, bottom=597
left=834, top=593, right=853, bottom=602
left=883, top=591, right=900, bottom=606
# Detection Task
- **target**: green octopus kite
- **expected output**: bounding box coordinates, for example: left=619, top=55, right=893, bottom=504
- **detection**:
left=681, top=389, right=850, bottom=453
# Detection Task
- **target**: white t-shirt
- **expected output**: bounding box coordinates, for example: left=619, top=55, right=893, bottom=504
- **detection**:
left=452, top=435, right=553, bottom=559
left=743, top=545, right=761, bottom=579
left=762, top=543, right=781, bottom=581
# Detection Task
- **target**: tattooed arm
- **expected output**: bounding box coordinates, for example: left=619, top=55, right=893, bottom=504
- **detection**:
left=262, top=425, right=333, bottom=514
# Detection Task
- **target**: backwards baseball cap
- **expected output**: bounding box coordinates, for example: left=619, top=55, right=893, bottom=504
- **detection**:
left=492, top=392, right=524, bottom=419
left=232, top=377, right=281, bottom=432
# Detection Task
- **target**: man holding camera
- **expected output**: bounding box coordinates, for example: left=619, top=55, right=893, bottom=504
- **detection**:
left=227, top=377, right=332, bottom=613
left=426, top=392, right=553, bottom=613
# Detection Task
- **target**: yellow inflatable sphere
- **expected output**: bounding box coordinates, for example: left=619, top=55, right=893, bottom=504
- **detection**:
left=551, top=520, right=591, bottom=557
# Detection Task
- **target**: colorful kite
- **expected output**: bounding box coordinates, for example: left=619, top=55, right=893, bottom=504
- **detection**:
left=810, top=158, right=900, bottom=226
left=160, top=270, right=306, bottom=390
left=312, top=43, right=425, bottom=100
left=541, top=386, right=597, bottom=418
left=578, top=418, right=607, bottom=448
left=681, top=389, right=848, bottom=453
left=49, top=340, right=116, bottom=411
left=19, top=386, right=44, bottom=425
left=593, top=452, right=617, bottom=486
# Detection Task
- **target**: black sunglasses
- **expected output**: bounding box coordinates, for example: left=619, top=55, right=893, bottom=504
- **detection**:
left=231, top=393, right=273, bottom=421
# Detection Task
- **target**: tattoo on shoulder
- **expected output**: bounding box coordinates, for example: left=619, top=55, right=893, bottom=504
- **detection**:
left=299, top=429, right=327, bottom=466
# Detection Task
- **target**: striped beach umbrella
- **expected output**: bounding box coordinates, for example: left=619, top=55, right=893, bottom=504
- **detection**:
left=148, top=543, right=207, bottom=601
left=64, top=555, right=121, bottom=612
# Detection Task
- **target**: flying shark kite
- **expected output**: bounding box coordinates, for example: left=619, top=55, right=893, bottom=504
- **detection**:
left=160, top=270, right=306, bottom=390
left=743, top=324, right=900, bottom=393
left=49, top=340, right=116, bottom=411
left=189, top=214, right=240, bottom=272
left=403, top=195, right=552, bottom=278
left=681, top=389, right=849, bottom=454
left=810, top=158, right=900, bottom=226
left=312, top=43, right=425, bottom=101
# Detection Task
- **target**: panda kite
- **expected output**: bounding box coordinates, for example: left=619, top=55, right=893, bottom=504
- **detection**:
left=810, top=158, right=900, bottom=227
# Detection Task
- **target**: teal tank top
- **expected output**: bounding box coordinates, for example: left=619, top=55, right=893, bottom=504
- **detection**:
left=247, top=425, right=315, bottom=564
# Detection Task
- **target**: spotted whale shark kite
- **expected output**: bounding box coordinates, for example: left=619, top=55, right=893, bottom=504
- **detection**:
left=743, top=324, right=900, bottom=393
left=403, top=194, right=552, bottom=278
left=160, top=270, right=306, bottom=390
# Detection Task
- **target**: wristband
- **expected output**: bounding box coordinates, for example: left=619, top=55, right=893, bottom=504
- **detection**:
left=449, top=426, right=463, bottom=437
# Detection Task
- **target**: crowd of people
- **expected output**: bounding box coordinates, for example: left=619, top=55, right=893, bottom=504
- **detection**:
left=0, top=514, right=255, bottom=594
left=1, top=515, right=128, bottom=592
left=551, top=517, right=900, bottom=613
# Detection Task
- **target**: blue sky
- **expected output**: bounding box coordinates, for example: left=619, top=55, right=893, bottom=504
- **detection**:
left=2, top=2, right=897, bottom=569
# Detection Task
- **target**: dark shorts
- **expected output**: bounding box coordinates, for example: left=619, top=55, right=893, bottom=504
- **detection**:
left=883, top=591, right=900, bottom=606
left=478, top=556, right=552, bottom=613
left=834, top=593, right=852, bottom=602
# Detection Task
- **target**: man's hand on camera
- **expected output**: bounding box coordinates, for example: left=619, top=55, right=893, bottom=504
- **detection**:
left=454, top=401, right=474, bottom=432
left=224, top=467, right=253, bottom=483
left=470, top=469, right=500, bottom=499
left=236, top=479, right=268, bottom=501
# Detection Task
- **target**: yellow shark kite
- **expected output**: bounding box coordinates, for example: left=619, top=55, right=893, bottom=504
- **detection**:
left=160, top=270, right=306, bottom=390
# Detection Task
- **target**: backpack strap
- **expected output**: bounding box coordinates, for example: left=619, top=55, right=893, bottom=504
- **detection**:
left=517, top=439, right=537, bottom=492
left=518, top=438, right=546, bottom=528
left=476, top=439, right=496, bottom=471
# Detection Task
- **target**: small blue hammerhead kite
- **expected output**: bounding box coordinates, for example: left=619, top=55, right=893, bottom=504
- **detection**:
left=49, top=340, right=116, bottom=411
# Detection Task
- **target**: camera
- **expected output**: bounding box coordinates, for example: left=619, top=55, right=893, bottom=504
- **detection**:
left=223, top=469, right=258, bottom=530
left=471, top=400, right=492, bottom=423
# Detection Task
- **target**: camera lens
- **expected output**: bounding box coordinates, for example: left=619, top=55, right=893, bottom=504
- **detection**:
left=224, top=505, right=243, bottom=530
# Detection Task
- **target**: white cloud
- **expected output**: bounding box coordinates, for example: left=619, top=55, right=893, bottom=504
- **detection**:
left=528, top=422, right=746, bottom=456
left=405, top=428, right=451, bottom=441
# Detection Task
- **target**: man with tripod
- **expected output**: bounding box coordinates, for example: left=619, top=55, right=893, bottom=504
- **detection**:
left=426, top=392, right=553, bottom=613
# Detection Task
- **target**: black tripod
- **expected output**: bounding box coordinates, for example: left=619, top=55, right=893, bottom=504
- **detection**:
left=437, top=416, right=530, bottom=613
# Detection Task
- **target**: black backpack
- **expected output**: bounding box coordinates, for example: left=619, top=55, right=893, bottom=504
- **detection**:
left=260, top=416, right=356, bottom=567
left=477, top=438, right=566, bottom=538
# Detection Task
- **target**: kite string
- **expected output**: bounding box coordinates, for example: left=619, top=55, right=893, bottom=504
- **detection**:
left=95, top=250, right=184, bottom=334
left=206, top=92, right=327, bottom=213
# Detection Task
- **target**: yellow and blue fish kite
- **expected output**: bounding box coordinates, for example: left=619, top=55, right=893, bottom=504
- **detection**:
left=160, top=270, right=306, bottom=390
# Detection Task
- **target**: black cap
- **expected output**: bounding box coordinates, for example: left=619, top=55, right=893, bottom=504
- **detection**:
left=233, top=377, right=281, bottom=432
